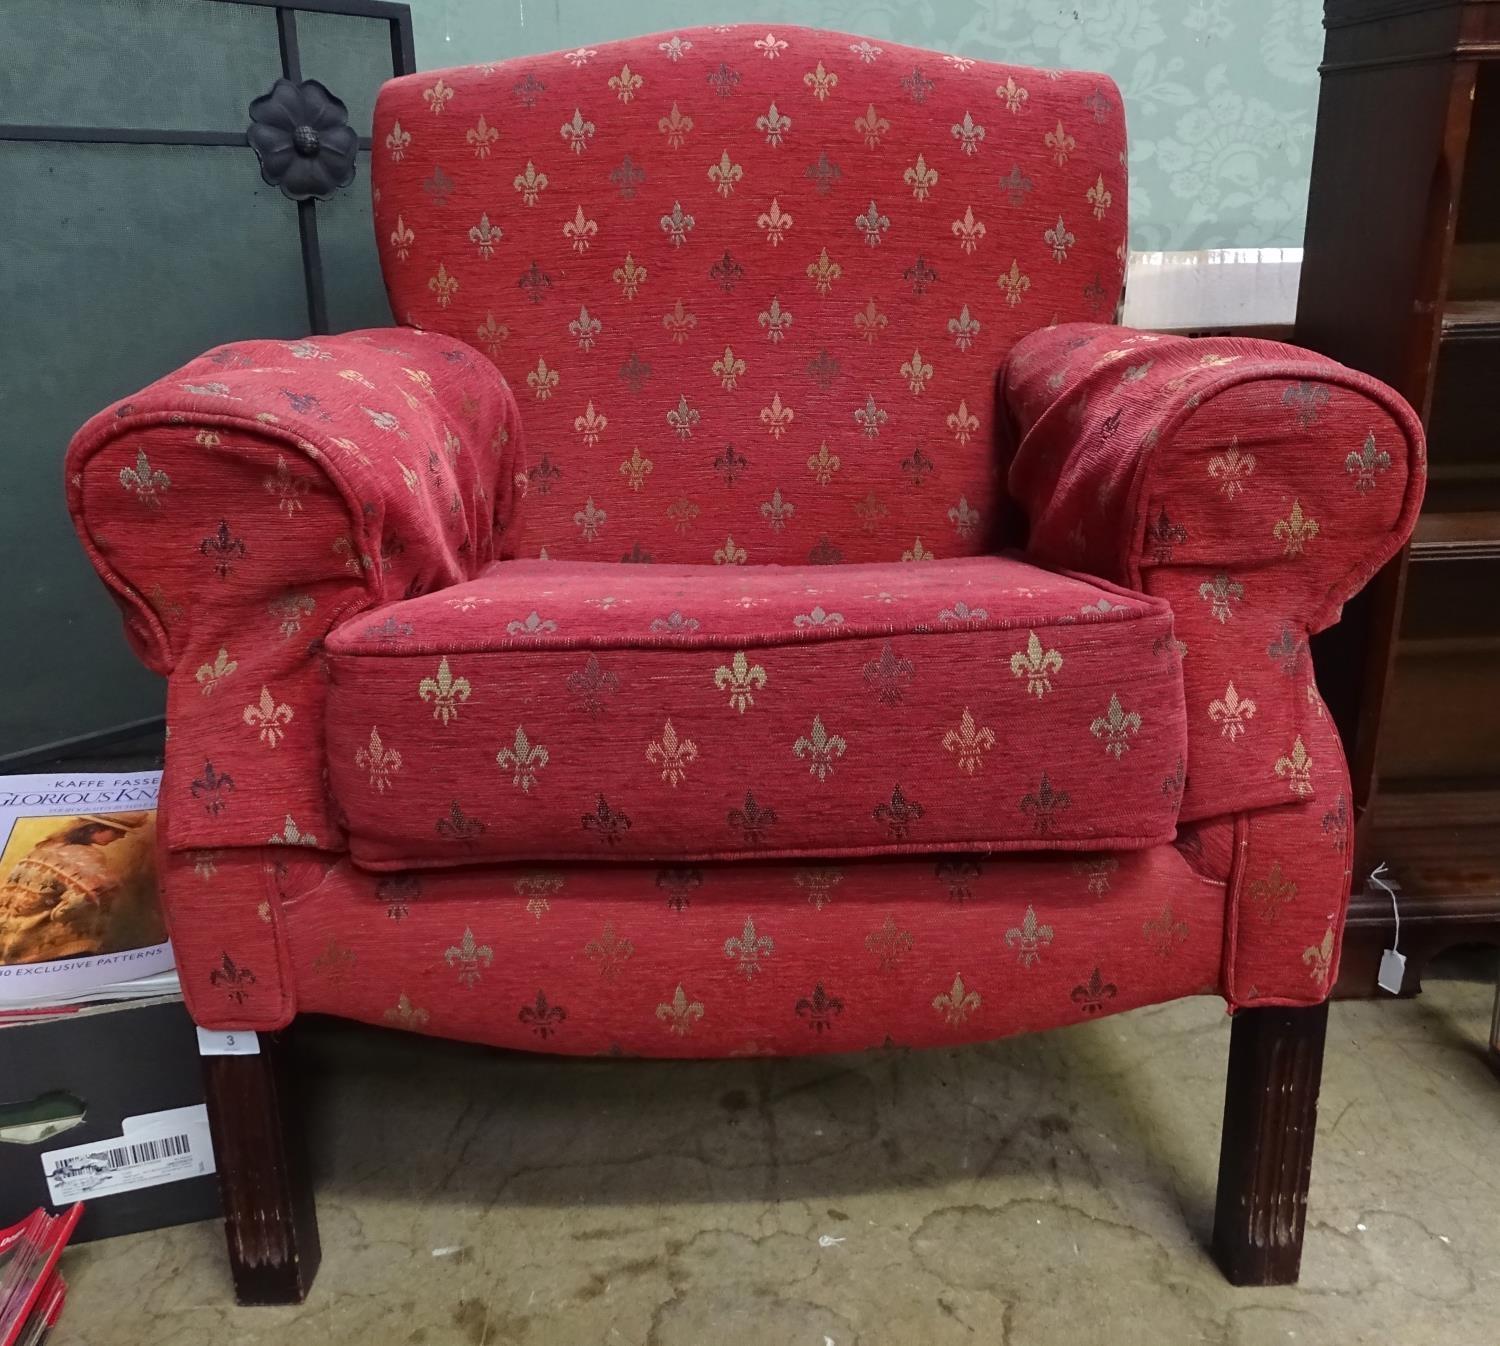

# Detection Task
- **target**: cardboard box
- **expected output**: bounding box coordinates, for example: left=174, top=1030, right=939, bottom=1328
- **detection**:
left=0, top=997, right=219, bottom=1242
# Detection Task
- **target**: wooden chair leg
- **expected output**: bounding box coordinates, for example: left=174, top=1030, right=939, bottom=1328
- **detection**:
left=1212, top=1002, right=1329, bottom=1286
left=201, top=1028, right=321, bottom=1305
left=1489, top=976, right=1500, bottom=1080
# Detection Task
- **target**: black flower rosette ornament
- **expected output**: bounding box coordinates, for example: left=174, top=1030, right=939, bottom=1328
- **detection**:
left=247, top=78, right=358, bottom=201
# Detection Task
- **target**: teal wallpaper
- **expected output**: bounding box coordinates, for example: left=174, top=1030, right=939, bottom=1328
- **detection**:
left=403, top=0, right=1324, bottom=252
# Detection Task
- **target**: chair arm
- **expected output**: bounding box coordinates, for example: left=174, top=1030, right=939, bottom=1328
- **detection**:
left=1224, top=693, right=1355, bottom=1006
left=66, top=327, right=521, bottom=853
left=998, top=323, right=1425, bottom=823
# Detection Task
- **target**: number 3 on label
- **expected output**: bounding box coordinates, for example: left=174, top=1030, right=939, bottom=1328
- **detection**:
left=196, top=1027, right=261, bottom=1056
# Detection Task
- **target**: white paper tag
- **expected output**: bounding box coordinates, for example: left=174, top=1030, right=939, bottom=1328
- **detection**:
left=196, top=1026, right=260, bottom=1056
left=41, top=1104, right=215, bottom=1204
left=1377, top=947, right=1407, bottom=996
left=122, top=1104, right=211, bottom=1136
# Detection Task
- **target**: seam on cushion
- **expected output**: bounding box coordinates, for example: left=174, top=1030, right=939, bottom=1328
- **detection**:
left=156, top=828, right=212, bottom=1025
left=255, top=854, right=298, bottom=1029
left=389, top=27, right=1126, bottom=106
left=1123, top=360, right=1426, bottom=632
left=1231, top=990, right=1327, bottom=1011
left=162, top=838, right=342, bottom=859
left=1221, top=812, right=1252, bottom=1007
left=1236, top=988, right=1331, bottom=1010
left=325, top=619, right=1172, bottom=660
left=174, top=964, right=218, bottom=1027
left=344, top=826, right=1182, bottom=872
left=327, top=602, right=1176, bottom=662
left=1316, top=706, right=1357, bottom=1006
left=1174, top=825, right=1233, bottom=883
left=486, top=368, right=525, bottom=555
left=323, top=620, right=1181, bottom=681
left=69, top=422, right=182, bottom=675
left=472, top=559, right=1170, bottom=609
left=275, top=853, right=341, bottom=913
left=1179, top=784, right=1310, bottom=828
left=343, top=859, right=1216, bottom=902
left=323, top=558, right=1174, bottom=657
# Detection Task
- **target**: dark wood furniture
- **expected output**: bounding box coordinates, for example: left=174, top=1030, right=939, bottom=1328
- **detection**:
left=1297, top=0, right=1500, bottom=997
left=1214, top=1004, right=1330, bottom=1285
left=1490, top=978, right=1500, bottom=1076
left=202, top=1035, right=320, bottom=1304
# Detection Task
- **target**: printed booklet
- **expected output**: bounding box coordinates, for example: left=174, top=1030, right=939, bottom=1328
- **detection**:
left=0, top=773, right=176, bottom=1010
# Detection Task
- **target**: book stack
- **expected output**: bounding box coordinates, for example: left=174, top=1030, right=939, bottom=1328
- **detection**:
left=0, top=772, right=176, bottom=1023
left=1, top=771, right=216, bottom=1245
left=0, top=1203, right=82, bottom=1346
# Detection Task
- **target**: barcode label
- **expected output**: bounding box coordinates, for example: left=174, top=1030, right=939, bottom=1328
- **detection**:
left=42, top=1108, right=214, bottom=1204
left=101, top=1133, right=192, bottom=1169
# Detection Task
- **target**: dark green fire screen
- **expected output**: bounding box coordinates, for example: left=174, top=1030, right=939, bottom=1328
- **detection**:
left=0, top=0, right=413, bottom=763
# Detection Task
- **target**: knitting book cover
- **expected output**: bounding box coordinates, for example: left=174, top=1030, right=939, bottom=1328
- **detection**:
left=0, top=774, right=172, bottom=1006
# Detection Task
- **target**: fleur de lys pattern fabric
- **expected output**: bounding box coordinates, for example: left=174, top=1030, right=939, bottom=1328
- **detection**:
left=372, top=25, right=1128, bottom=565
left=323, top=556, right=1186, bottom=867
left=64, top=26, right=1425, bottom=1048
left=66, top=328, right=519, bottom=853
left=174, top=841, right=1224, bottom=1051
left=1226, top=697, right=1354, bottom=1007
left=1000, top=323, right=1426, bottom=824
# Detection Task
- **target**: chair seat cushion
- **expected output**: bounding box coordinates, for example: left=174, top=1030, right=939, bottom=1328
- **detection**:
left=323, top=557, right=1187, bottom=869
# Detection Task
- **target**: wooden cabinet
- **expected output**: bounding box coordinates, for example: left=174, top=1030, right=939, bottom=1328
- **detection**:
left=1297, top=0, right=1500, bottom=994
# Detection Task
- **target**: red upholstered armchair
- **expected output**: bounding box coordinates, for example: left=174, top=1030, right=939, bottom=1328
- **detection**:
left=65, top=26, right=1423, bottom=1302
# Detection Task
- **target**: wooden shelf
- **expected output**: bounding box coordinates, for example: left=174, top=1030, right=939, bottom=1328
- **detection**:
left=1395, top=634, right=1500, bottom=657
left=1441, top=298, right=1500, bottom=340
left=1449, top=241, right=1500, bottom=300
left=1426, top=462, right=1500, bottom=482
left=1298, top=9, right=1500, bottom=995
left=1365, top=787, right=1500, bottom=904
left=1411, top=510, right=1500, bottom=558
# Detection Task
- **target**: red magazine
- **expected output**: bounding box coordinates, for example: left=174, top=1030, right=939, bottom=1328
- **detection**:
left=13, top=1271, right=65, bottom=1346
left=0, top=1204, right=81, bottom=1346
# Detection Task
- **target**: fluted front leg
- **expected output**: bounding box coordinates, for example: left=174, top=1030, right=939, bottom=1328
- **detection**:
left=1212, top=1002, right=1329, bottom=1286
left=202, top=1029, right=321, bottom=1304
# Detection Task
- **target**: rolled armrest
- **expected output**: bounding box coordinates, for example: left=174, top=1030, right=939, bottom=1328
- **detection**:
left=999, top=323, right=1424, bottom=822
left=67, top=327, right=520, bottom=852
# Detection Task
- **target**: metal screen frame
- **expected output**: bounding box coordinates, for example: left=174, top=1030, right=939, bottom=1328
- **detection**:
left=0, top=0, right=414, bottom=335
left=0, top=0, right=414, bottom=769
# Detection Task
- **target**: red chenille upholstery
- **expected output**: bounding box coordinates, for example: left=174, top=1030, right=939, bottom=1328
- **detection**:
left=274, top=844, right=1223, bottom=1057
left=63, top=24, right=1424, bottom=1062
left=323, top=556, right=1187, bottom=868
left=372, top=25, right=1129, bottom=565
left=1000, top=324, right=1425, bottom=824
left=66, top=328, right=519, bottom=856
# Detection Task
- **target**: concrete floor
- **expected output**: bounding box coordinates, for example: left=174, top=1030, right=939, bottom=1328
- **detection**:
left=55, top=975, right=1499, bottom=1346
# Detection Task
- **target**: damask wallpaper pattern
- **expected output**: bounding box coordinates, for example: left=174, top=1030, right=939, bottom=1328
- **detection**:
left=403, top=0, right=1325, bottom=252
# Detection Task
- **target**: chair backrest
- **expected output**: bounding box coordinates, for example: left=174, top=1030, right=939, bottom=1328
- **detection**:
left=372, top=24, right=1126, bottom=565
